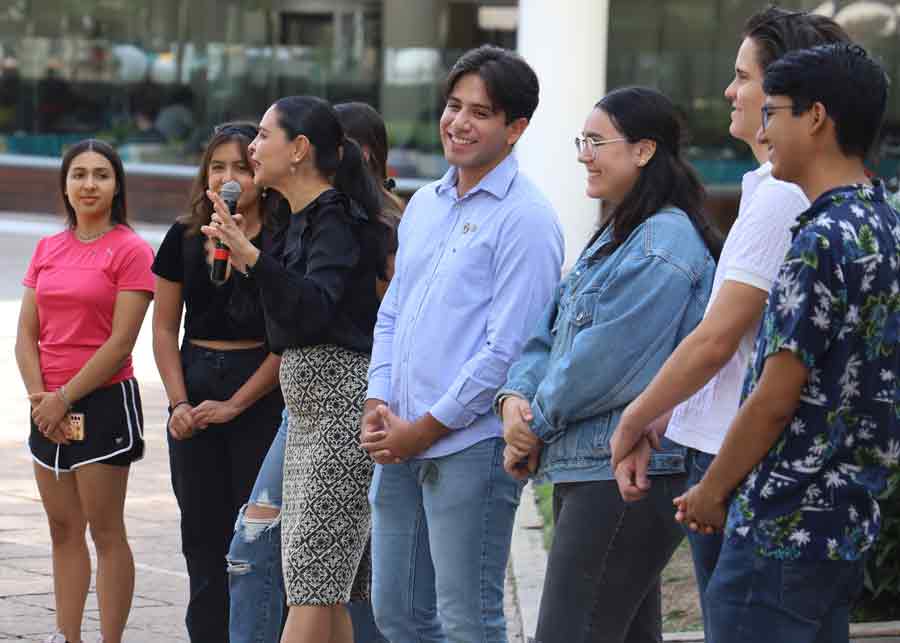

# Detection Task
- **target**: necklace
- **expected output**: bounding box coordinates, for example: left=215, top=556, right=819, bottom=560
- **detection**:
left=74, top=225, right=114, bottom=242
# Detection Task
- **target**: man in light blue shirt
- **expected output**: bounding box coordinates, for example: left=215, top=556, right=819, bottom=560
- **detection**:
left=361, top=45, right=564, bottom=642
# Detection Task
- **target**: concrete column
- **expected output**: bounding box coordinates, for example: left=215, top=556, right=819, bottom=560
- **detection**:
left=517, top=0, right=610, bottom=268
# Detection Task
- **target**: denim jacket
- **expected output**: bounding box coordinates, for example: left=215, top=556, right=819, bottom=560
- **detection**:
left=496, top=206, right=715, bottom=484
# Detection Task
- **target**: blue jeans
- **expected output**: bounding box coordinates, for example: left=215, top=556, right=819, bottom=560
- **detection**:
left=228, top=410, right=385, bottom=643
left=369, top=437, right=523, bottom=643
left=683, top=448, right=723, bottom=638
left=706, top=539, right=864, bottom=643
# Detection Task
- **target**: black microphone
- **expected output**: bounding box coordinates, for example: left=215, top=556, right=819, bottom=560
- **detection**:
left=210, top=180, right=242, bottom=285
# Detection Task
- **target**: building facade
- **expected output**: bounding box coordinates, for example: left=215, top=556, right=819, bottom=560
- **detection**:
left=0, top=1, right=897, bottom=260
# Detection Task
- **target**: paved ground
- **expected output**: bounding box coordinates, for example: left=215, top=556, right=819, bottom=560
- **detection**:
left=0, top=213, right=524, bottom=642
left=3, top=212, right=892, bottom=643
left=0, top=215, right=189, bottom=641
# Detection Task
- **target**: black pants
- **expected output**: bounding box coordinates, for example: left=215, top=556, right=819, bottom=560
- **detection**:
left=535, top=476, right=687, bottom=643
left=168, top=343, right=283, bottom=643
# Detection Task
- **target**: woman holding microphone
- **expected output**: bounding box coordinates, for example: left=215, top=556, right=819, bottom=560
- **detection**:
left=227, top=101, right=398, bottom=643
left=204, top=96, right=388, bottom=643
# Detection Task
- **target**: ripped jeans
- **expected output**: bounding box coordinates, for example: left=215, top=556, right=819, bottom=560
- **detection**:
left=228, top=409, right=385, bottom=643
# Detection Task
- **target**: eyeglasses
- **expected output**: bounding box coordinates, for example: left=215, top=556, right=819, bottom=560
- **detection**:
left=760, top=104, right=794, bottom=131
left=575, top=134, right=627, bottom=157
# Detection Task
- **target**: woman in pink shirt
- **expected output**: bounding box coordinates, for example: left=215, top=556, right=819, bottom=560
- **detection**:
left=15, top=139, right=155, bottom=643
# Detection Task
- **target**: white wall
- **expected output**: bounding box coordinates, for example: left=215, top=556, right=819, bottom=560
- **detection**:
left=517, top=0, right=610, bottom=269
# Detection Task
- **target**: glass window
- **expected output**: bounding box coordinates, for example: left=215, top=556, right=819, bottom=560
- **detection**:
left=608, top=0, right=900, bottom=186
left=0, top=0, right=517, bottom=183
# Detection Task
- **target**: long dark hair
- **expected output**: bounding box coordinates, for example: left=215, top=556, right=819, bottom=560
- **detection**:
left=334, top=102, right=390, bottom=182
left=334, top=101, right=405, bottom=215
left=588, top=87, right=721, bottom=261
left=60, top=139, right=129, bottom=229
left=275, top=96, right=391, bottom=279
left=179, top=121, right=284, bottom=236
left=273, top=96, right=383, bottom=223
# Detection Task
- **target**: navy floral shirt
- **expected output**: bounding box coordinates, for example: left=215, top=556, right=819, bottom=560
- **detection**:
left=725, top=182, right=900, bottom=561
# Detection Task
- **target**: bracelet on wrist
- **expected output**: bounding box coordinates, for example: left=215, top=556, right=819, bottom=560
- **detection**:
left=243, top=255, right=259, bottom=278
left=170, top=400, right=190, bottom=413
left=56, top=385, right=72, bottom=409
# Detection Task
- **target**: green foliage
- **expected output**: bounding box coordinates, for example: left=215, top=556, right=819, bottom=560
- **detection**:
left=384, top=120, right=442, bottom=151
left=855, top=470, right=900, bottom=621
left=536, top=479, right=900, bottom=623
left=534, top=482, right=554, bottom=551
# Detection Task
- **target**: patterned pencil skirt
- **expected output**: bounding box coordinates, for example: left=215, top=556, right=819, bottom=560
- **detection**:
left=280, top=343, right=374, bottom=606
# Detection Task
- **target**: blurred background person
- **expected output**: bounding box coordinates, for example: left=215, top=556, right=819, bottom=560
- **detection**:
left=156, top=87, right=196, bottom=143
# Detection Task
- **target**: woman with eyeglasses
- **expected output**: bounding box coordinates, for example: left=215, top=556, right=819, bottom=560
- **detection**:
left=152, top=122, right=286, bottom=642
left=495, top=87, right=720, bottom=643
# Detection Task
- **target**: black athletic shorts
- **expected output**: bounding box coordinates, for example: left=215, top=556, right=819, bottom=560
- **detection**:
left=30, top=378, right=145, bottom=473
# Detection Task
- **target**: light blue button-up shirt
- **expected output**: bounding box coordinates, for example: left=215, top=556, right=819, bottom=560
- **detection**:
left=367, top=152, right=564, bottom=458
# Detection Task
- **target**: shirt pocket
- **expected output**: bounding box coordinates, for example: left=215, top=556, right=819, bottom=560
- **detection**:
left=569, top=296, right=594, bottom=333
left=438, top=235, right=493, bottom=309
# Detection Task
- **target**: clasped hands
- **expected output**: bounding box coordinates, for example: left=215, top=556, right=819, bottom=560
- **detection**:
left=359, top=403, right=446, bottom=464
left=610, top=411, right=725, bottom=534
left=168, top=400, right=241, bottom=440
left=501, top=396, right=541, bottom=481
left=29, top=390, right=71, bottom=445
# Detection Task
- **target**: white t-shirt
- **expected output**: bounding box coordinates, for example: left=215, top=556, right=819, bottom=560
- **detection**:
left=666, top=162, right=809, bottom=454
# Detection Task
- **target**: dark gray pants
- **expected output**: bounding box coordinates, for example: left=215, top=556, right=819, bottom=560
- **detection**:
left=535, top=476, right=687, bottom=643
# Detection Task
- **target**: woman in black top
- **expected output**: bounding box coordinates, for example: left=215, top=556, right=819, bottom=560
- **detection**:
left=203, top=97, right=387, bottom=643
left=334, top=101, right=404, bottom=300
left=151, top=122, right=286, bottom=643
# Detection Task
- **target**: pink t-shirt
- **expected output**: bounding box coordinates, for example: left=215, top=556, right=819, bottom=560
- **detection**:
left=23, top=225, right=155, bottom=390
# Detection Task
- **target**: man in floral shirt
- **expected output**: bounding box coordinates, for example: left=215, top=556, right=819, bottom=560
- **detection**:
left=675, top=43, right=900, bottom=642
